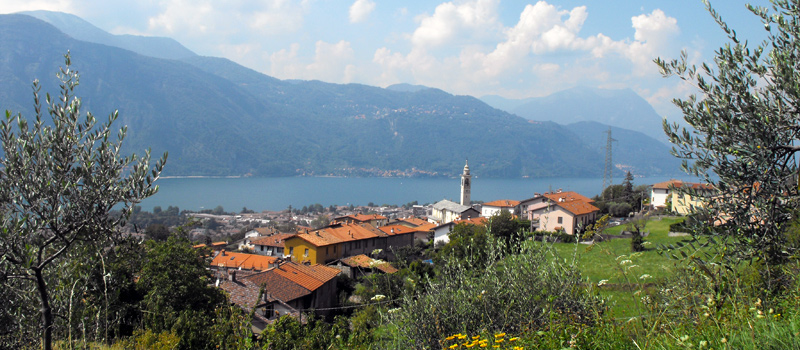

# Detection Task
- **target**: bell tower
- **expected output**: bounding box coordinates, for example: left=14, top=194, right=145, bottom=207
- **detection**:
left=460, top=160, right=471, bottom=206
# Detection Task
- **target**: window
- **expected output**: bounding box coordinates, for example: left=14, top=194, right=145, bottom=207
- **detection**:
left=326, top=247, right=329, bottom=255
left=304, top=248, right=309, bottom=257
left=557, top=217, right=563, bottom=224
left=289, top=247, right=294, bottom=256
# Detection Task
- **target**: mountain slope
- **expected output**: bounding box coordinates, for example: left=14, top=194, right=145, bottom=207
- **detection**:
left=0, top=13, right=673, bottom=178
left=20, top=10, right=197, bottom=60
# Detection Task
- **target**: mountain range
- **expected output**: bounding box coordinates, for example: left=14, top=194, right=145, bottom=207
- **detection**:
left=0, top=12, right=682, bottom=179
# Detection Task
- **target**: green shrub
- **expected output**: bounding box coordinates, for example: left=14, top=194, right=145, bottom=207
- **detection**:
left=385, top=240, right=602, bottom=349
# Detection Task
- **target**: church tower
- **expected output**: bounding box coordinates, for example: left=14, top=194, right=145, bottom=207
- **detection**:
left=460, top=160, right=471, bottom=206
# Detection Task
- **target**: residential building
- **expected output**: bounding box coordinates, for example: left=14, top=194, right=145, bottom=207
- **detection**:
left=481, top=199, right=520, bottom=217
left=239, top=227, right=280, bottom=250
left=526, top=191, right=600, bottom=235
left=431, top=217, right=488, bottom=245
left=651, top=179, right=715, bottom=214
left=218, top=260, right=341, bottom=331
left=429, top=199, right=481, bottom=225
left=251, top=233, right=294, bottom=257
left=284, top=222, right=388, bottom=264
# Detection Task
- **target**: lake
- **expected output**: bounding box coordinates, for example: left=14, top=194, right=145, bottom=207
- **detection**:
left=137, top=175, right=688, bottom=212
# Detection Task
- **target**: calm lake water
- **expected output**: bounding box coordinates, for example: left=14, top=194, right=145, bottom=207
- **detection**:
left=137, top=176, right=688, bottom=212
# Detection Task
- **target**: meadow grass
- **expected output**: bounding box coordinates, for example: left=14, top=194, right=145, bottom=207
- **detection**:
left=547, top=216, right=692, bottom=284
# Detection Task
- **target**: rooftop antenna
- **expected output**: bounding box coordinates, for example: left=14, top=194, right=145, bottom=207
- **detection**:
left=602, top=127, right=617, bottom=199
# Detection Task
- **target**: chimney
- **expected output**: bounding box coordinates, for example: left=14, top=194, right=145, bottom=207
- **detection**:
left=221, top=249, right=226, bottom=256
left=229, top=270, right=237, bottom=282
left=391, top=228, right=395, bottom=233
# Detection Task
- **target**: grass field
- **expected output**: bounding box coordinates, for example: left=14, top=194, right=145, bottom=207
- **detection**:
left=538, top=216, right=700, bottom=318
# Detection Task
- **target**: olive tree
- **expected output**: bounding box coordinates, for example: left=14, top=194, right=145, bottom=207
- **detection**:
left=0, top=54, right=166, bottom=349
left=656, top=0, right=800, bottom=266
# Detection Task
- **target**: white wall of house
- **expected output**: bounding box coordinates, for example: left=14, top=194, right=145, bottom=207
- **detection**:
left=432, top=224, right=453, bottom=246
left=651, top=188, right=670, bottom=208
left=481, top=206, right=514, bottom=217
left=531, top=206, right=576, bottom=234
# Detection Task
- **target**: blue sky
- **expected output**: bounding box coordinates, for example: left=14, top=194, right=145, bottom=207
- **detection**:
left=0, top=0, right=774, bottom=121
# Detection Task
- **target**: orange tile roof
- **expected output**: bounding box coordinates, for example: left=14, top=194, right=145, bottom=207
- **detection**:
left=555, top=200, right=600, bottom=216
left=251, top=233, right=295, bottom=247
left=272, top=262, right=340, bottom=291
left=244, top=270, right=311, bottom=302
left=293, top=222, right=387, bottom=247
left=542, top=191, right=594, bottom=203
left=652, top=179, right=714, bottom=190
left=379, top=224, right=417, bottom=236
left=399, top=217, right=429, bottom=226
left=210, top=251, right=278, bottom=271
left=483, top=199, right=520, bottom=207
left=415, top=222, right=437, bottom=231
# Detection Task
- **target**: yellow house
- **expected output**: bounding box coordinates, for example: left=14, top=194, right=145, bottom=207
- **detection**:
left=284, top=222, right=390, bottom=264
left=654, top=180, right=715, bottom=215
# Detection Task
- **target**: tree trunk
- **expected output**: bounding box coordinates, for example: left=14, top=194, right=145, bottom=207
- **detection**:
left=34, top=267, right=53, bottom=350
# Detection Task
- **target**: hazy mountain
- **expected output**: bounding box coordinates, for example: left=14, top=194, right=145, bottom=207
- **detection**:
left=0, top=13, right=681, bottom=178
left=385, top=83, right=431, bottom=93
left=20, top=11, right=197, bottom=60
left=481, top=87, right=668, bottom=143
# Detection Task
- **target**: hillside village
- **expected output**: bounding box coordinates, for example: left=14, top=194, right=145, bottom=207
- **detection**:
left=189, top=162, right=710, bottom=333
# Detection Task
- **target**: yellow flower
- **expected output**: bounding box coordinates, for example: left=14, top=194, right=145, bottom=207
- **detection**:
left=494, top=332, right=506, bottom=338
left=472, top=335, right=481, bottom=340
left=446, top=336, right=456, bottom=341
left=510, top=337, right=519, bottom=342
left=495, top=339, right=504, bottom=343
left=449, top=344, right=458, bottom=349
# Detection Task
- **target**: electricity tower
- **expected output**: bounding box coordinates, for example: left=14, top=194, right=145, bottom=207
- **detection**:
left=602, top=127, right=617, bottom=198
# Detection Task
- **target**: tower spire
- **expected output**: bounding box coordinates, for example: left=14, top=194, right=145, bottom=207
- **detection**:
left=460, top=159, right=471, bottom=206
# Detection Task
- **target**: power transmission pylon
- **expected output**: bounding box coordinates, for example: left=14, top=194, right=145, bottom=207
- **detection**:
left=602, top=127, right=617, bottom=198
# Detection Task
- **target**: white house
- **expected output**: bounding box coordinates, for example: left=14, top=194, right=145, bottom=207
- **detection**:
left=428, top=199, right=480, bottom=225
left=481, top=199, right=520, bottom=217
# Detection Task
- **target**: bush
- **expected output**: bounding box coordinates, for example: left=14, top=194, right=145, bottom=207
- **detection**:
left=385, top=241, right=601, bottom=349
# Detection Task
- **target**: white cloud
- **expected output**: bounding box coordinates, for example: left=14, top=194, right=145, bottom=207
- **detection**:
left=372, top=1, right=689, bottom=100
left=349, top=0, right=375, bottom=24
left=270, top=41, right=357, bottom=84
left=411, top=0, right=501, bottom=48
left=147, top=0, right=308, bottom=38
left=0, top=0, right=73, bottom=14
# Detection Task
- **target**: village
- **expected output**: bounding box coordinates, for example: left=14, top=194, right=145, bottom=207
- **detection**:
left=190, top=162, right=709, bottom=333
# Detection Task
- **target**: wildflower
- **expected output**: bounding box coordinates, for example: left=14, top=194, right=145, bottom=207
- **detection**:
left=639, top=274, right=651, bottom=280
left=620, top=259, right=632, bottom=265
left=626, top=264, right=639, bottom=270
left=720, top=338, right=727, bottom=343
left=495, top=339, right=504, bottom=343
left=494, top=332, right=506, bottom=338
left=597, top=279, right=609, bottom=286
left=699, top=340, right=707, bottom=348
left=680, top=335, right=689, bottom=342
left=449, top=344, right=458, bottom=349
left=371, top=294, right=386, bottom=301
left=755, top=298, right=762, bottom=307
left=472, top=335, right=481, bottom=340
left=446, top=335, right=456, bottom=341
left=510, top=337, right=520, bottom=342
left=387, top=308, right=401, bottom=314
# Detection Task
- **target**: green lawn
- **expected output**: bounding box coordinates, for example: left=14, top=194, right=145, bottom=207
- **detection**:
left=544, top=216, right=694, bottom=284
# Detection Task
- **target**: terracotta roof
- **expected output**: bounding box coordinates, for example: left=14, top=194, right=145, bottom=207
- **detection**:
left=398, top=217, right=429, bottom=227
left=272, top=262, right=339, bottom=291
left=555, top=200, right=599, bottom=216
left=251, top=227, right=279, bottom=236
left=193, top=243, right=207, bottom=249
left=379, top=224, right=417, bottom=236
left=339, top=254, right=398, bottom=274
left=335, top=214, right=387, bottom=223
left=251, top=233, right=295, bottom=247
left=284, top=263, right=341, bottom=285
left=244, top=269, right=311, bottom=303
left=483, top=199, right=520, bottom=208
left=218, top=273, right=262, bottom=312
left=652, top=179, right=714, bottom=191
left=211, top=251, right=278, bottom=271
left=291, top=223, right=386, bottom=247
left=415, top=222, right=437, bottom=231
left=542, top=191, right=594, bottom=204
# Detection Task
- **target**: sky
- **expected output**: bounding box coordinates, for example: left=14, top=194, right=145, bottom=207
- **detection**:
left=0, top=0, right=775, bottom=121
